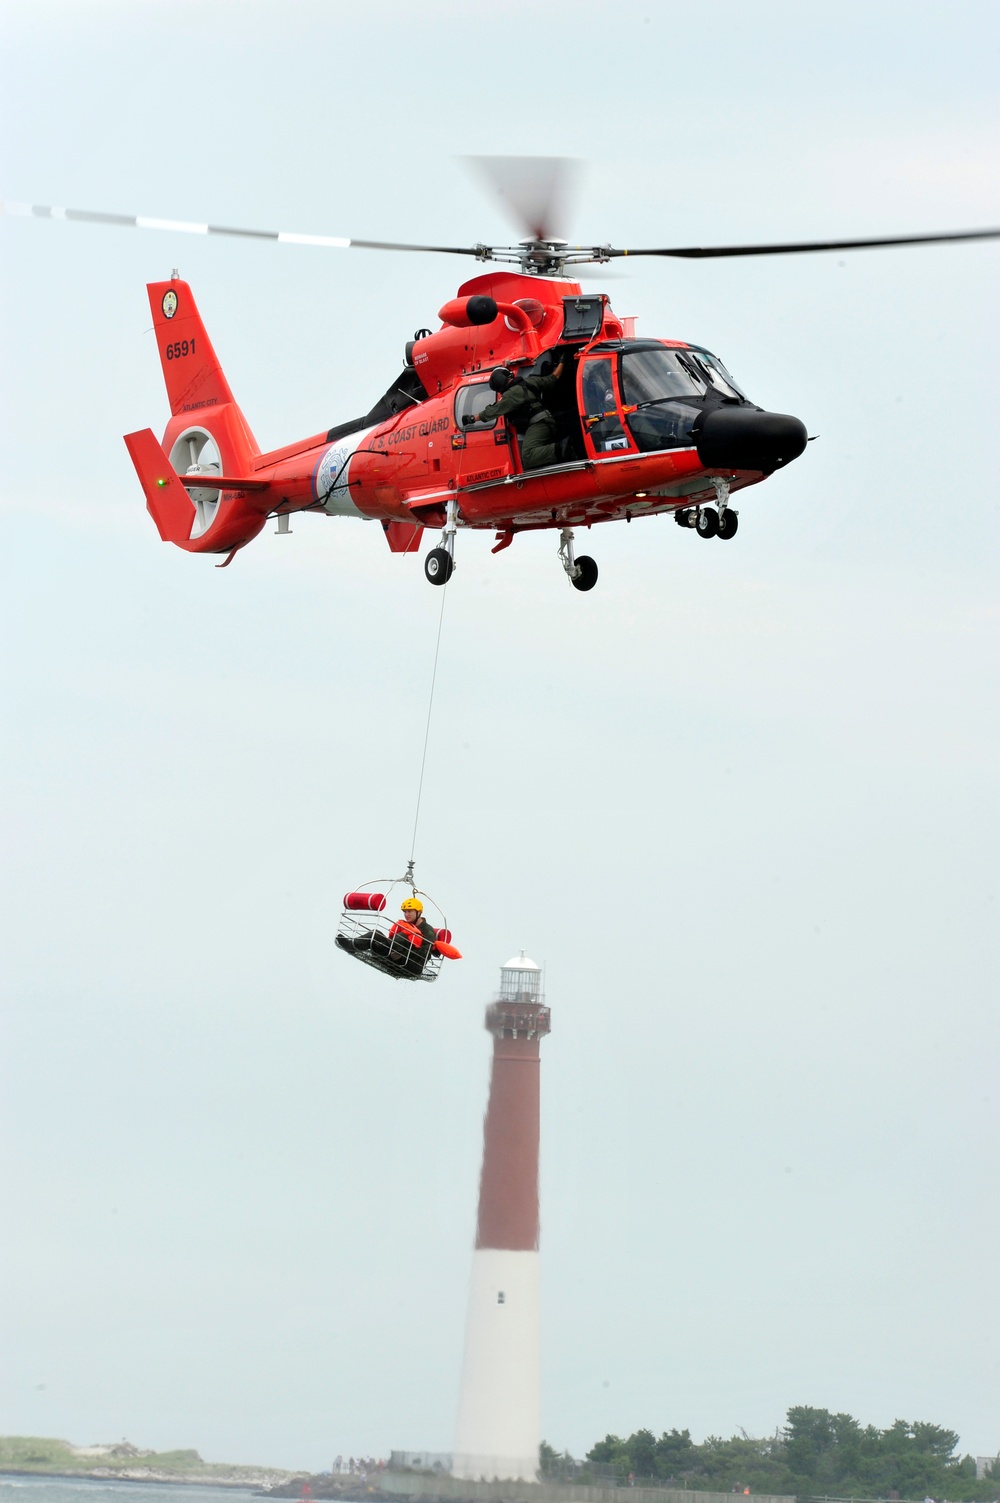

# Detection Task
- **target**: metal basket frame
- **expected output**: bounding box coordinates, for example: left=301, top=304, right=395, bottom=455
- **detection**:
left=336, top=876, right=448, bottom=984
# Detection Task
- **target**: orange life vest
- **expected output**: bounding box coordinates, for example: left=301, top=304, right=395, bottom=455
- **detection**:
left=387, top=919, right=425, bottom=947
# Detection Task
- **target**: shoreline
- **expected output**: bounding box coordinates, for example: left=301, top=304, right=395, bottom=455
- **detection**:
left=0, top=1471, right=297, bottom=1491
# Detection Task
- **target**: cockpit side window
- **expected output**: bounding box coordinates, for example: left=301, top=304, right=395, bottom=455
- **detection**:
left=454, top=382, right=498, bottom=430
left=581, top=357, right=629, bottom=452
left=620, top=348, right=705, bottom=454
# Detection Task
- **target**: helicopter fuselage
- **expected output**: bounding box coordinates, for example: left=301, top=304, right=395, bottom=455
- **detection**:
left=126, top=270, right=807, bottom=569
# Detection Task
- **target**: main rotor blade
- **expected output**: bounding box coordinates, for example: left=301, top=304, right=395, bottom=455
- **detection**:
left=464, top=156, right=580, bottom=242
left=609, top=227, right=1000, bottom=259
left=0, top=201, right=483, bottom=258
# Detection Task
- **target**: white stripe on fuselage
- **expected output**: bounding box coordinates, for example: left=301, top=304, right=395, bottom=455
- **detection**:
left=314, top=427, right=374, bottom=517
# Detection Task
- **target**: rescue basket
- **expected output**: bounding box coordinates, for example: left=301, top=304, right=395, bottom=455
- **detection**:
left=335, top=874, right=454, bottom=983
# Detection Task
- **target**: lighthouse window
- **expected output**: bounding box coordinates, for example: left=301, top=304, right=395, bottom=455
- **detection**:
left=497, top=1291, right=506, bottom=1304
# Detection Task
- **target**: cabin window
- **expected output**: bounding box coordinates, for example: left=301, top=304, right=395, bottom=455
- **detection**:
left=454, top=382, right=498, bottom=430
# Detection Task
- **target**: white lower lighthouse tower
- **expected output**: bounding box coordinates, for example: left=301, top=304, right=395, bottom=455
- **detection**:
left=453, top=954, right=550, bottom=1483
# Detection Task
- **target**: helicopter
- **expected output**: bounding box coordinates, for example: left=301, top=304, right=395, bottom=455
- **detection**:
left=7, top=160, right=998, bottom=591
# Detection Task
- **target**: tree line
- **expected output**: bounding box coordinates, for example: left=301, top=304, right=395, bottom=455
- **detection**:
left=540, top=1407, right=998, bottom=1501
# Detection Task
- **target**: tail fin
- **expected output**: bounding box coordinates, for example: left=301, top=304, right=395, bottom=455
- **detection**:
left=131, top=280, right=266, bottom=554
left=148, top=278, right=240, bottom=417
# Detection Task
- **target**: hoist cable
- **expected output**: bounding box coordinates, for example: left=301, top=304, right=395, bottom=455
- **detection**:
left=408, top=575, right=450, bottom=872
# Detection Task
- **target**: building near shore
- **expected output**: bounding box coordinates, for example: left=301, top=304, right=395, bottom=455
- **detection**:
left=453, top=953, right=551, bottom=1483
left=390, top=1453, right=452, bottom=1474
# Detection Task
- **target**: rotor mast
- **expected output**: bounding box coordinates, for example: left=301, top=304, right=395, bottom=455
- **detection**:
left=471, top=237, right=613, bottom=276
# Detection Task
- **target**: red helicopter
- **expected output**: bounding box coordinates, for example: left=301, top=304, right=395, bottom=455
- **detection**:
left=9, top=160, right=998, bottom=590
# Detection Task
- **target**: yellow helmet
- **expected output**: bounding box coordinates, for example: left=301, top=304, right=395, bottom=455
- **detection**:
left=400, top=896, right=424, bottom=914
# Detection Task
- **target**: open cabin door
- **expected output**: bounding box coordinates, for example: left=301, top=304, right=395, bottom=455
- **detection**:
left=578, top=354, right=634, bottom=459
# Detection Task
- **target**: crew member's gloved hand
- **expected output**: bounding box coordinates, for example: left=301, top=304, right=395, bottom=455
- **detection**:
left=462, top=414, right=476, bottom=426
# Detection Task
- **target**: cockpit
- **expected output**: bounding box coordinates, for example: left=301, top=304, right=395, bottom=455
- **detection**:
left=623, top=344, right=747, bottom=403
left=618, top=343, right=749, bottom=454
left=453, top=338, right=756, bottom=472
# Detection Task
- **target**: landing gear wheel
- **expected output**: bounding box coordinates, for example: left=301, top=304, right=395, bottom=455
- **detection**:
left=424, top=547, right=454, bottom=585
left=718, top=510, right=739, bottom=540
left=571, top=556, right=599, bottom=591
left=696, top=508, right=720, bottom=539
left=674, top=507, right=692, bottom=527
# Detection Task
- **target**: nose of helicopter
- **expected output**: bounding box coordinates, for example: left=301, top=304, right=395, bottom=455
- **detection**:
left=696, top=405, right=808, bottom=473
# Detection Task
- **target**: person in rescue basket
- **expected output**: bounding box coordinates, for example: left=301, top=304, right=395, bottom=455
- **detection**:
left=469, top=353, right=573, bottom=469
left=386, top=896, right=439, bottom=975
left=336, top=895, right=461, bottom=975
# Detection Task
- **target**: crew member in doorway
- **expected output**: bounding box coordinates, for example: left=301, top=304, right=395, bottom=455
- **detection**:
left=470, top=356, right=573, bottom=469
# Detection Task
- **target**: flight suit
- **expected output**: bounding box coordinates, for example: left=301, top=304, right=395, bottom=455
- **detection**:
left=479, top=374, right=563, bottom=469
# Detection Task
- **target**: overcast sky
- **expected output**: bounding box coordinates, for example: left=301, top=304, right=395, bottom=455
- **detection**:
left=2, top=0, right=998, bottom=1477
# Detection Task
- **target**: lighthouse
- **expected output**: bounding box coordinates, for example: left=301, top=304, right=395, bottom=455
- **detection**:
left=453, top=954, right=551, bottom=1483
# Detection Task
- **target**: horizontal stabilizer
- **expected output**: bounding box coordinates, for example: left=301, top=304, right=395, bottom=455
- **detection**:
left=177, top=473, right=270, bottom=491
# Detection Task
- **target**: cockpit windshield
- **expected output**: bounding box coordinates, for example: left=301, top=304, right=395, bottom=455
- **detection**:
left=620, top=346, right=748, bottom=407
left=618, top=344, right=749, bottom=454
left=621, top=347, right=707, bottom=404
left=688, top=347, right=748, bottom=400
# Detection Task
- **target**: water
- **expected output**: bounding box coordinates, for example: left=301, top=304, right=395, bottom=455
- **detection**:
left=0, top=1481, right=261, bottom=1503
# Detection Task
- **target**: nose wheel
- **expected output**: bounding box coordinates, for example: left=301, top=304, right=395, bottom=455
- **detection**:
left=558, top=528, right=598, bottom=591
left=674, top=480, right=739, bottom=541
